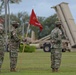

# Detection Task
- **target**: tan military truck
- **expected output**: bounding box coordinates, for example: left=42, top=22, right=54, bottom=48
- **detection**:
left=30, top=33, right=71, bottom=52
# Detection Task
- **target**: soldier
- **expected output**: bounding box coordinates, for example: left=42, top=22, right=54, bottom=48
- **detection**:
left=0, top=21, right=5, bottom=72
left=9, top=21, right=20, bottom=72
left=50, top=21, right=62, bottom=72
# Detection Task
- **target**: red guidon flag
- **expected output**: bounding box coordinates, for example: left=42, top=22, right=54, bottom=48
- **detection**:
left=29, top=9, right=43, bottom=31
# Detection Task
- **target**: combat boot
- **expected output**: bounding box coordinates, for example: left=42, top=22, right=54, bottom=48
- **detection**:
left=10, top=68, right=13, bottom=72
left=13, top=68, right=16, bottom=72
left=0, top=66, right=1, bottom=73
left=55, top=68, right=58, bottom=72
left=10, top=68, right=16, bottom=72
left=52, top=68, right=55, bottom=72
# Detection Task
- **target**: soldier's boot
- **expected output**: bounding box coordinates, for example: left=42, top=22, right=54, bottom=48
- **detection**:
left=52, top=68, right=55, bottom=72
left=0, top=68, right=1, bottom=73
left=0, top=66, right=1, bottom=72
left=55, top=68, right=58, bottom=72
left=10, top=68, right=16, bottom=72
left=13, top=68, right=16, bottom=72
left=10, top=68, right=13, bottom=72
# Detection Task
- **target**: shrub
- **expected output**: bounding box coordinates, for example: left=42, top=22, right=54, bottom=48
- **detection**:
left=19, top=44, right=36, bottom=53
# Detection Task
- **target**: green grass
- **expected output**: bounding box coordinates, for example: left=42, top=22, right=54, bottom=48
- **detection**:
left=1, top=49, right=76, bottom=75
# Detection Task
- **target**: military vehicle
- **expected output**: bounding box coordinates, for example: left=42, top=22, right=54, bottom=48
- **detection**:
left=27, top=2, right=76, bottom=52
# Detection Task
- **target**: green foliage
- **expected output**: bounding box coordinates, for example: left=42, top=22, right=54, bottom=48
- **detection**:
left=29, top=14, right=58, bottom=39
left=0, top=0, right=22, bottom=14
left=38, top=14, right=58, bottom=38
left=1, top=8, right=58, bottom=39
left=10, top=0, right=22, bottom=3
left=19, top=44, right=36, bottom=53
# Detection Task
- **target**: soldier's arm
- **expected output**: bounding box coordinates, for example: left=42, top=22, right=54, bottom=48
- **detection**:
left=13, top=34, right=20, bottom=42
left=12, top=31, right=20, bottom=42
left=55, top=30, right=62, bottom=42
left=2, top=33, right=7, bottom=51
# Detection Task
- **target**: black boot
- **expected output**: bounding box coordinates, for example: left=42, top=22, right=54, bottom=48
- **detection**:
left=0, top=66, right=1, bottom=72
left=55, top=68, right=58, bottom=72
left=10, top=68, right=16, bottom=72
left=52, top=68, right=55, bottom=72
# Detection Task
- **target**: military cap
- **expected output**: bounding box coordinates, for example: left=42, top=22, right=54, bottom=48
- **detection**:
left=12, top=21, right=19, bottom=28
left=55, top=21, right=61, bottom=25
left=12, top=21, right=19, bottom=25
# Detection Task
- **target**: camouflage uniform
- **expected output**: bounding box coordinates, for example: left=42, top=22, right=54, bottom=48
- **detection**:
left=0, top=23, right=5, bottom=72
left=50, top=23, right=62, bottom=72
left=9, top=22, right=20, bottom=72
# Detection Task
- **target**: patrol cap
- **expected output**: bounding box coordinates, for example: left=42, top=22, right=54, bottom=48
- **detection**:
left=55, top=21, right=61, bottom=25
left=12, top=21, right=19, bottom=25
left=12, top=21, right=19, bottom=28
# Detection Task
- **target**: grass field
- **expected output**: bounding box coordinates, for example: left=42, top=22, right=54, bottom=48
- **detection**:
left=1, top=49, right=76, bottom=75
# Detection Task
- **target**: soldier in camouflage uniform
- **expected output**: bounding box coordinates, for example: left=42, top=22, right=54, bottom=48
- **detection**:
left=9, top=21, right=20, bottom=72
left=0, top=22, right=5, bottom=72
left=50, top=21, right=62, bottom=72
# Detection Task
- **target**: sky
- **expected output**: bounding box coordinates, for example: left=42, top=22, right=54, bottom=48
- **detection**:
left=9, top=0, right=76, bottom=22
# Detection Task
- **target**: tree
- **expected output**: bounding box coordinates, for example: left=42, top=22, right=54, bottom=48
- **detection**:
left=8, top=12, right=29, bottom=36
left=29, top=16, right=45, bottom=39
left=0, top=0, right=4, bottom=14
left=10, top=0, right=21, bottom=3
left=38, top=14, right=58, bottom=38
left=29, top=14, right=58, bottom=39
left=0, top=0, right=22, bottom=15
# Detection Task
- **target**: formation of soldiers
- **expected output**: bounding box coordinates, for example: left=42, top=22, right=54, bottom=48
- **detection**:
left=0, top=19, right=62, bottom=73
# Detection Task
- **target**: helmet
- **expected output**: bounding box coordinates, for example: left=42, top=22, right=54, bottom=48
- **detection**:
left=12, top=21, right=19, bottom=28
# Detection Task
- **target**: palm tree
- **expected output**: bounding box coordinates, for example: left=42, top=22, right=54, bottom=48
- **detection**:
left=0, top=0, right=4, bottom=14
left=10, top=0, right=21, bottom=3
left=0, top=0, right=22, bottom=14
left=8, top=0, right=22, bottom=32
left=0, top=0, right=22, bottom=51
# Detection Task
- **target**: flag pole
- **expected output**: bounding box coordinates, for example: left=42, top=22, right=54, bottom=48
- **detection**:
left=26, top=23, right=30, bottom=37
left=22, top=23, right=30, bottom=52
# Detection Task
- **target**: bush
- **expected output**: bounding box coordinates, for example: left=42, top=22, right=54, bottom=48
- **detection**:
left=19, top=44, right=36, bottom=53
